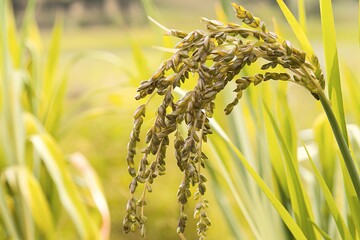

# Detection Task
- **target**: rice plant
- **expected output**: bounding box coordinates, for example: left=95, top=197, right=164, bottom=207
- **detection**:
left=0, top=1, right=110, bottom=239
left=124, top=1, right=359, bottom=239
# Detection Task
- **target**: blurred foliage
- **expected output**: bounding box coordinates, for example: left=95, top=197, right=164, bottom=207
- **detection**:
left=0, top=0, right=110, bottom=239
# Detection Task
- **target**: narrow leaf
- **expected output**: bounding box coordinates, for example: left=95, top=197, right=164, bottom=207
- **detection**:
left=31, top=134, right=100, bottom=240
left=297, top=0, right=307, bottom=33
left=4, top=167, right=55, bottom=239
left=206, top=161, right=246, bottom=239
left=319, top=0, right=348, bottom=143
left=69, top=153, right=111, bottom=240
left=339, top=156, right=360, bottom=235
left=263, top=102, right=317, bottom=239
left=305, top=146, right=353, bottom=240
left=0, top=183, right=20, bottom=240
left=276, top=0, right=314, bottom=57
left=209, top=118, right=308, bottom=240
left=309, top=220, right=332, bottom=240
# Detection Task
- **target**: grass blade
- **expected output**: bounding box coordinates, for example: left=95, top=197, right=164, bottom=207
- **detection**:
left=206, top=162, right=243, bottom=239
left=339, top=156, right=360, bottom=235
left=309, top=221, right=332, bottom=240
left=0, top=183, right=20, bottom=240
left=6, top=0, right=20, bottom=67
left=342, top=67, right=360, bottom=123
left=297, top=0, right=307, bottom=33
left=319, top=0, right=348, bottom=143
left=276, top=0, right=314, bottom=57
left=69, top=153, right=111, bottom=240
left=209, top=118, right=308, bottom=240
left=42, top=18, right=63, bottom=129
left=31, top=134, right=100, bottom=240
left=318, top=91, right=360, bottom=201
left=263, top=102, right=317, bottom=239
left=207, top=132, right=261, bottom=239
left=3, top=167, right=55, bottom=239
left=304, top=146, right=353, bottom=240
left=44, top=18, right=62, bottom=85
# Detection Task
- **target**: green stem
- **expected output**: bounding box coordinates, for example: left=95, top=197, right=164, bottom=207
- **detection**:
left=318, top=91, right=360, bottom=200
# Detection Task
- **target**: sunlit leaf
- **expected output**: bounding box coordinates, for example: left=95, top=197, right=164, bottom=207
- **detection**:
left=69, top=153, right=110, bottom=240
left=297, top=0, right=307, bottom=33
left=339, top=156, right=360, bottom=235
left=305, top=146, right=353, bottom=240
left=276, top=0, right=314, bottom=57
left=319, top=0, right=348, bottom=143
left=0, top=182, right=20, bottom=239
left=31, top=134, right=100, bottom=240
left=3, top=167, right=55, bottom=239
left=209, top=117, right=308, bottom=240
left=263, top=103, right=317, bottom=239
left=309, top=220, right=332, bottom=240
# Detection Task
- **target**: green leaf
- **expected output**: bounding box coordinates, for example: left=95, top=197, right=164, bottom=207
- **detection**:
left=3, top=167, right=55, bottom=239
left=339, top=155, right=360, bottom=235
left=277, top=85, right=297, bottom=158
left=69, top=153, right=110, bottom=240
left=207, top=137, right=261, bottom=239
left=41, top=18, right=63, bottom=129
left=319, top=0, right=348, bottom=143
left=305, top=146, right=353, bottom=240
left=309, top=220, right=332, bottom=240
left=263, top=103, right=317, bottom=239
left=30, top=134, right=100, bottom=240
left=314, top=116, right=337, bottom=192
left=209, top=118, right=308, bottom=240
left=43, top=17, right=62, bottom=91
left=130, top=40, right=150, bottom=82
left=206, top=160, right=246, bottom=239
left=6, top=0, right=20, bottom=67
left=20, top=0, right=42, bottom=62
left=0, top=182, right=20, bottom=240
left=276, top=0, right=314, bottom=57
left=297, top=0, right=307, bottom=33
left=342, top=67, right=360, bottom=123
left=43, top=73, right=67, bottom=135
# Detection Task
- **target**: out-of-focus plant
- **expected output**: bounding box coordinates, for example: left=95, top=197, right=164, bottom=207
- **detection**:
left=0, top=0, right=110, bottom=239
left=123, top=0, right=359, bottom=239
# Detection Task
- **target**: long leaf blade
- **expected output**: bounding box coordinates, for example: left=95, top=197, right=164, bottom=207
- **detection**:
left=276, top=0, right=314, bottom=57
left=263, top=102, right=317, bottom=239
left=305, top=147, right=353, bottom=240
left=3, top=167, right=55, bottom=239
left=31, top=134, right=99, bottom=240
left=319, top=0, right=348, bottom=143
left=209, top=118, right=308, bottom=240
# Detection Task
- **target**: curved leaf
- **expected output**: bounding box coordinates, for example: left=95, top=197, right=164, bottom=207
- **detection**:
left=30, top=134, right=100, bottom=240
left=3, top=166, right=55, bottom=239
left=209, top=117, right=308, bottom=240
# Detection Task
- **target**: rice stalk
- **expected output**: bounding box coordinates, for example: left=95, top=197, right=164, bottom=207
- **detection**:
left=122, top=3, right=360, bottom=239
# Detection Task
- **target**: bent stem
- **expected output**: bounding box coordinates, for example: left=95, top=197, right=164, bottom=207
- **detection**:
left=318, top=90, right=360, bottom=199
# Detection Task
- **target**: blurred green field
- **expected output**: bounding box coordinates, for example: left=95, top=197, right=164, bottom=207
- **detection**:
left=34, top=0, right=359, bottom=239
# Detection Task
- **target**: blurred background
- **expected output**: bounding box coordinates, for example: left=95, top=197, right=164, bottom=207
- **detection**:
left=9, top=0, right=358, bottom=239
